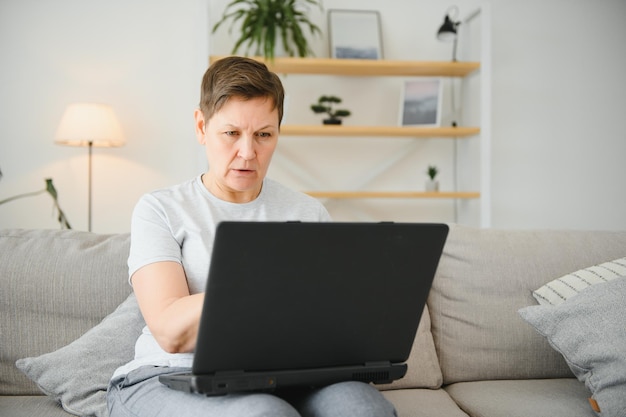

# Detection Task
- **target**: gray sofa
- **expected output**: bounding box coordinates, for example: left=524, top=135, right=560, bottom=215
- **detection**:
left=1, top=225, right=625, bottom=417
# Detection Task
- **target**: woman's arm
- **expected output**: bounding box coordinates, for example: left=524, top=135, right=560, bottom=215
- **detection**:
left=131, top=261, right=204, bottom=353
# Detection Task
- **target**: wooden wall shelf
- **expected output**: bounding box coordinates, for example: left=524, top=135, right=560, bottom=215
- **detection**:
left=209, top=56, right=480, bottom=77
left=306, top=191, right=481, bottom=199
left=281, top=125, right=480, bottom=138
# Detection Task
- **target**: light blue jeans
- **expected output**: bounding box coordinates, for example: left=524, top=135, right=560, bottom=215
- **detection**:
left=107, top=366, right=397, bottom=417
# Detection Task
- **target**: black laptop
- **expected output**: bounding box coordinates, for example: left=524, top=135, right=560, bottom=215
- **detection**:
left=159, top=221, right=448, bottom=395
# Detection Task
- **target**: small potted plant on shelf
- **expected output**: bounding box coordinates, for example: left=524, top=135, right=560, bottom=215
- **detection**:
left=211, top=0, right=323, bottom=60
left=426, top=165, right=439, bottom=192
left=311, top=95, right=351, bottom=125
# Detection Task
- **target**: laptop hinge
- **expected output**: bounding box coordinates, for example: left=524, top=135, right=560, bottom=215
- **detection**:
left=214, top=370, right=246, bottom=376
left=365, top=361, right=392, bottom=367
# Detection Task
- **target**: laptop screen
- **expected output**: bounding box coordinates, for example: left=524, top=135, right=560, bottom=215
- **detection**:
left=193, top=221, right=448, bottom=375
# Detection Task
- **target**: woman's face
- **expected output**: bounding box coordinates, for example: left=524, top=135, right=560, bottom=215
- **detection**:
left=195, top=96, right=279, bottom=203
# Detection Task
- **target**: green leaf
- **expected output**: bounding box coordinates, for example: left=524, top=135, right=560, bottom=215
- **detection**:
left=0, top=178, right=71, bottom=229
left=45, top=178, right=58, bottom=199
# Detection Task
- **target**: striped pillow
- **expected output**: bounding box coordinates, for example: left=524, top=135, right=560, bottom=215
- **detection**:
left=533, top=257, right=626, bottom=305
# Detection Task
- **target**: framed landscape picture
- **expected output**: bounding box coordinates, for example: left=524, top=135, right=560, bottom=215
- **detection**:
left=399, top=78, right=443, bottom=127
left=328, top=10, right=383, bottom=60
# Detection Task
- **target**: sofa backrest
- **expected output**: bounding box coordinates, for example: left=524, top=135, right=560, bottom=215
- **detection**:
left=0, top=229, right=131, bottom=395
left=0, top=228, right=448, bottom=397
left=429, top=224, right=626, bottom=384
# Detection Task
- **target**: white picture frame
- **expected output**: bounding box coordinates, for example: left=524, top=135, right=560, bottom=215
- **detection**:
left=399, top=78, right=443, bottom=127
left=328, top=10, right=383, bottom=60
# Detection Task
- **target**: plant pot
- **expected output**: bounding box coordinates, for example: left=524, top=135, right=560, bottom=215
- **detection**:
left=323, top=118, right=342, bottom=125
left=425, top=179, right=439, bottom=192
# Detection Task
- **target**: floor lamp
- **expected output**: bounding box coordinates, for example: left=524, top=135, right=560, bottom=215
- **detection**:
left=54, top=103, right=125, bottom=232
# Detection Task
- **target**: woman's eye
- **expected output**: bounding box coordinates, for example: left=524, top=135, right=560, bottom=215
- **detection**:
left=257, top=132, right=271, bottom=138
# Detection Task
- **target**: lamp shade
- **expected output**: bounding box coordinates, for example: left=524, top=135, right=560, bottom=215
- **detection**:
left=437, top=15, right=458, bottom=41
left=54, top=103, right=125, bottom=147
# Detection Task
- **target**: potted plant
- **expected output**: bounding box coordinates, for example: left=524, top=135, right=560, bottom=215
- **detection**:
left=311, top=95, right=351, bottom=125
left=212, top=0, right=323, bottom=60
left=426, top=165, right=439, bottom=192
left=0, top=177, right=71, bottom=228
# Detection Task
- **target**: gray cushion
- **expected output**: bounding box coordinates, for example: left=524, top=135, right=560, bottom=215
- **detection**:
left=445, top=379, right=594, bottom=417
left=428, top=224, right=626, bottom=384
left=16, top=294, right=144, bottom=417
left=519, top=278, right=626, bottom=417
left=0, top=229, right=132, bottom=395
left=382, top=388, right=468, bottom=417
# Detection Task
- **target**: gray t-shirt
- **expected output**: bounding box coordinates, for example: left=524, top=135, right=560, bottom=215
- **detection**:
left=113, top=176, right=331, bottom=378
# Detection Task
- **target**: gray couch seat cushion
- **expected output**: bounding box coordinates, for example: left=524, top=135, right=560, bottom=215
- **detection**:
left=0, top=395, right=73, bottom=417
left=429, top=225, right=626, bottom=384
left=382, top=388, right=469, bottom=417
left=445, top=379, right=595, bottom=417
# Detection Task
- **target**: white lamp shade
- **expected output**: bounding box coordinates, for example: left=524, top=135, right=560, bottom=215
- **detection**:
left=55, top=103, right=125, bottom=147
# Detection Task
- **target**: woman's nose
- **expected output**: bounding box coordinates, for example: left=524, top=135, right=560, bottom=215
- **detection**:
left=237, top=136, right=256, bottom=160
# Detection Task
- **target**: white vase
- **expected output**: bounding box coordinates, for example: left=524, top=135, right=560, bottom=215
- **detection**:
left=425, top=179, right=439, bottom=192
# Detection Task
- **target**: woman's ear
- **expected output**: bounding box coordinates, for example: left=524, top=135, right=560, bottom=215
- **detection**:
left=194, top=109, right=206, bottom=144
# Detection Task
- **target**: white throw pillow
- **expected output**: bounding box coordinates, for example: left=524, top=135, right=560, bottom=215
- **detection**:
left=532, top=257, right=626, bottom=305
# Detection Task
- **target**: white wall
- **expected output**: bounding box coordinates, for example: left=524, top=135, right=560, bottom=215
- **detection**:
left=0, top=0, right=208, bottom=233
left=491, top=0, right=626, bottom=230
left=1, top=0, right=625, bottom=232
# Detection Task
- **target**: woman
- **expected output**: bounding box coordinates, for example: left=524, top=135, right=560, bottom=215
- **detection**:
left=107, top=56, right=397, bottom=417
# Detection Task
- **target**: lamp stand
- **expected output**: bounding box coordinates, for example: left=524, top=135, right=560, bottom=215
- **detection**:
left=87, top=140, right=93, bottom=232
left=452, top=37, right=458, bottom=62
left=54, top=103, right=126, bottom=232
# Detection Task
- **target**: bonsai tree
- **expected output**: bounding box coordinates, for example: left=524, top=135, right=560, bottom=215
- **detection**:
left=212, top=0, right=323, bottom=60
left=311, top=95, right=351, bottom=125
